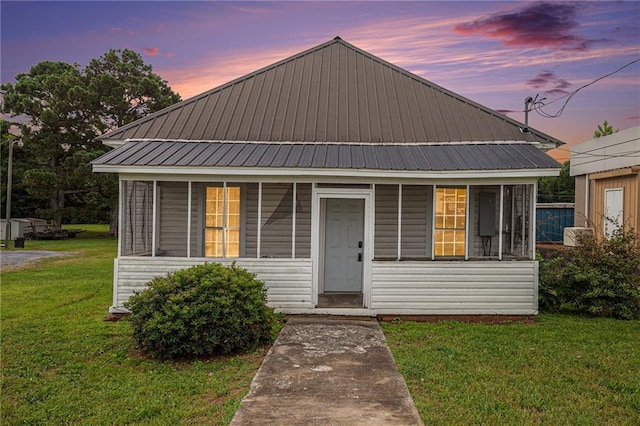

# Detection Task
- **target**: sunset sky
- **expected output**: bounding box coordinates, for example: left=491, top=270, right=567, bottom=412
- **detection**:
left=2, top=1, right=639, bottom=161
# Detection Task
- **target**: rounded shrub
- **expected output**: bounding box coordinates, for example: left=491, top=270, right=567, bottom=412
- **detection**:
left=125, top=262, right=277, bottom=359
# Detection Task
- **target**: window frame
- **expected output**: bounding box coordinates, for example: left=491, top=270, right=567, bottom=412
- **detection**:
left=205, top=184, right=241, bottom=258
left=433, top=186, right=468, bottom=258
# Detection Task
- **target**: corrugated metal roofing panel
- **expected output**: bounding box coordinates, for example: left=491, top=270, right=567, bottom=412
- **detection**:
left=100, top=38, right=563, bottom=148
left=93, top=141, right=560, bottom=171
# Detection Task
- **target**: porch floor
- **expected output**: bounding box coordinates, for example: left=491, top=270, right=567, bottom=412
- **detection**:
left=317, top=292, right=363, bottom=308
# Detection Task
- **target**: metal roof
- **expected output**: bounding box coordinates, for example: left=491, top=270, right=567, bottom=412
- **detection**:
left=92, top=140, right=560, bottom=171
left=99, top=37, right=563, bottom=147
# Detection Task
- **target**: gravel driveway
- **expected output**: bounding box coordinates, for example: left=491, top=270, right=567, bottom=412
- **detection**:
left=1, top=251, right=71, bottom=268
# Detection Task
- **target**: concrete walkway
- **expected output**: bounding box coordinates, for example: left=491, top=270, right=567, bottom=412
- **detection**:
left=230, top=316, right=423, bottom=425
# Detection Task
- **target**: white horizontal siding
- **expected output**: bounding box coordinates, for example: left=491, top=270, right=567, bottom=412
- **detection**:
left=112, top=257, right=313, bottom=311
left=371, top=260, right=538, bottom=315
left=111, top=257, right=538, bottom=316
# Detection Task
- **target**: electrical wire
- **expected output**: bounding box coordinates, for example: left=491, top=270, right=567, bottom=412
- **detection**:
left=529, top=57, right=640, bottom=118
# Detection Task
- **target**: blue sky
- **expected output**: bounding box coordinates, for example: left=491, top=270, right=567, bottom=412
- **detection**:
left=2, top=1, right=639, bottom=160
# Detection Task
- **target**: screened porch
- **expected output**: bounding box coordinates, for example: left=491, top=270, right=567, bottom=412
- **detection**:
left=118, top=180, right=537, bottom=261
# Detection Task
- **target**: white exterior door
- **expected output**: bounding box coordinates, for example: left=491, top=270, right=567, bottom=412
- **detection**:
left=604, top=188, right=624, bottom=238
left=323, top=199, right=364, bottom=292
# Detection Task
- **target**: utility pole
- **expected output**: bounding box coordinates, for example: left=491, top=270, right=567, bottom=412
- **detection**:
left=4, top=139, right=18, bottom=245
left=524, top=96, right=534, bottom=131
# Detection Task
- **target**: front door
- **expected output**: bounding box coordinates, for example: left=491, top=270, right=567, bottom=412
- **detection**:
left=323, top=198, right=364, bottom=292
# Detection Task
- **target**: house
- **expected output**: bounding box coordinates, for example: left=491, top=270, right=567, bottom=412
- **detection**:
left=571, top=126, right=640, bottom=238
left=92, top=37, right=562, bottom=318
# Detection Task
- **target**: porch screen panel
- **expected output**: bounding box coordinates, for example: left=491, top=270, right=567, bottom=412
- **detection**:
left=244, top=183, right=259, bottom=258
left=434, top=187, right=466, bottom=257
left=205, top=185, right=241, bottom=257
left=121, top=181, right=154, bottom=256
left=157, top=182, right=188, bottom=257
left=502, top=184, right=532, bottom=257
left=374, top=185, right=398, bottom=258
left=469, top=186, right=500, bottom=258
left=401, top=185, right=430, bottom=258
left=261, top=183, right=293, bottom=258
left=295, top=183, right=312, bottom=258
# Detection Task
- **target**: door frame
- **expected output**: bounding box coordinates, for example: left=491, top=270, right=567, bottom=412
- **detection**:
left=604, top=187, right=624, bottom=238
left=312, top=187, right=373, bottom=308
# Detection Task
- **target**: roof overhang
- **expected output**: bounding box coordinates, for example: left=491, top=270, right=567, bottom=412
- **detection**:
left=92, top=164, right=560, bottom=179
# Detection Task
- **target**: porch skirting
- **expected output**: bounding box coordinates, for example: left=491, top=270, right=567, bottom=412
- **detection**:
left=109, top=257, right=538, bottom=316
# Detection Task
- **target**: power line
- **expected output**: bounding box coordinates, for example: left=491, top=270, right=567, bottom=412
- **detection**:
left=527, top=57, right=640, bottom=118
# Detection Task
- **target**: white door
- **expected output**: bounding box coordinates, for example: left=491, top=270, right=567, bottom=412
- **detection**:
left=323, top=199, right=364, bottom=292
left=604, top=188, right=624, bottom=238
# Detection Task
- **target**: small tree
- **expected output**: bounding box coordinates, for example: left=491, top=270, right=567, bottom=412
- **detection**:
left=593, top=120, right=618, bottom=138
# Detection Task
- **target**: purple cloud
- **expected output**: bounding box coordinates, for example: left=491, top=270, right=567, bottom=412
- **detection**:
left=454, top=2, right=603, bottom=51
left=526, top=71, right=572, bottom=95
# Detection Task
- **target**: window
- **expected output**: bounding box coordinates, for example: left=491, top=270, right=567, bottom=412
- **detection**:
left=205, top=186, right=240, bottom=257
left=434, top=187, right=466, bottom=257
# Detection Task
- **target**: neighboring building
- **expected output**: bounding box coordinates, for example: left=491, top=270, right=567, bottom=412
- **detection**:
left=571, top=126, right=640, bottom=238
left=92, top=37, right=562, bottom=317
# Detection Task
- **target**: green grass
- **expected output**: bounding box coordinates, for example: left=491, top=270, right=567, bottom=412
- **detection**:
left=1, top=226, right=265, bottom=425
left=4, top=225, right=639, bottom=424
left=383, top=317, right=640, bottom=425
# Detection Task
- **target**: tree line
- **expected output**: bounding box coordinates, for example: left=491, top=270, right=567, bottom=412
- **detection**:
left=1, top=49, right=180, bottom=233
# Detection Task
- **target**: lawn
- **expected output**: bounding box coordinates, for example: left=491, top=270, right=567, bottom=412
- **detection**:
left=1, top=225, right=265, bottom=425
left=383, top=316, right=640, bottom=425
left=3, top=227, right=639, bottom=425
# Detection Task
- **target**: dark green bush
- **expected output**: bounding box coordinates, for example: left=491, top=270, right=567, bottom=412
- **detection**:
left=538, top=227, right=640, bottom=319
left=125, top=262, right=277, bottom=359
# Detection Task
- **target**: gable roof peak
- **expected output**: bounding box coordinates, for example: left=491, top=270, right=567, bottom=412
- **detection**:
left=100, top=37, right=563, bottom=149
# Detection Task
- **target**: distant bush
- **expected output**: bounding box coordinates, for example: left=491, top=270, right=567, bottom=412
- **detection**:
left=125, top=263, right=277, bottom=359
left=538, top=227, right=640, bottom=319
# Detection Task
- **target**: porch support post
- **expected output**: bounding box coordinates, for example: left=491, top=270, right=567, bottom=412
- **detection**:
left=431, top=184, right=436, bottom=260
left=498, top=185, right=504, bottom=260
left=187, top=181, right=192, bottom=258
left=152, top=180, right=157, bottom=257
left=222, top=181, right=227, bottom=258
left=397, top=184, right=402, bottom=260
left=117, top=179, right=123, bottom=258
left=257, top=182, right=262, bottom=258
left=372, top=183, right=376, bottom=260
left=132, top=182, right=137, bottom=254
left=465, top=184, right=470, bottom=260
left=530, top=182, right=537, bottom=260
left=510, top=187, right=515, bottom=253
left=292, top=182, right=297, bottom=259
left=521, top=185, right=526, bottom=256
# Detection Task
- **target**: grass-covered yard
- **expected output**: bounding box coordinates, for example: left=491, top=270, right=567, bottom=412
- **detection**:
left=383, top=317, right=640, bottom=425
left=2, top=226, right=639, bottom=424
left=1, top=226, right=263, bottom=425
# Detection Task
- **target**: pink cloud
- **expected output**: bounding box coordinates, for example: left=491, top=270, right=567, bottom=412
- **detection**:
left=156, top=23, right=166, bottom=32
left=143, top=47, right=159, bottom=56
left=166, top=52, right=176, bottom=58
left=454, top=2, right=606, bottom=52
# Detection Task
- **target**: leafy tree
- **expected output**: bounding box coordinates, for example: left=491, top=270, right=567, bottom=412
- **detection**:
left=537, top=161, right=574, bottom=203
left=1, top=50, right=180, bottom=230
left=593, top=120, right=618, bottom=138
